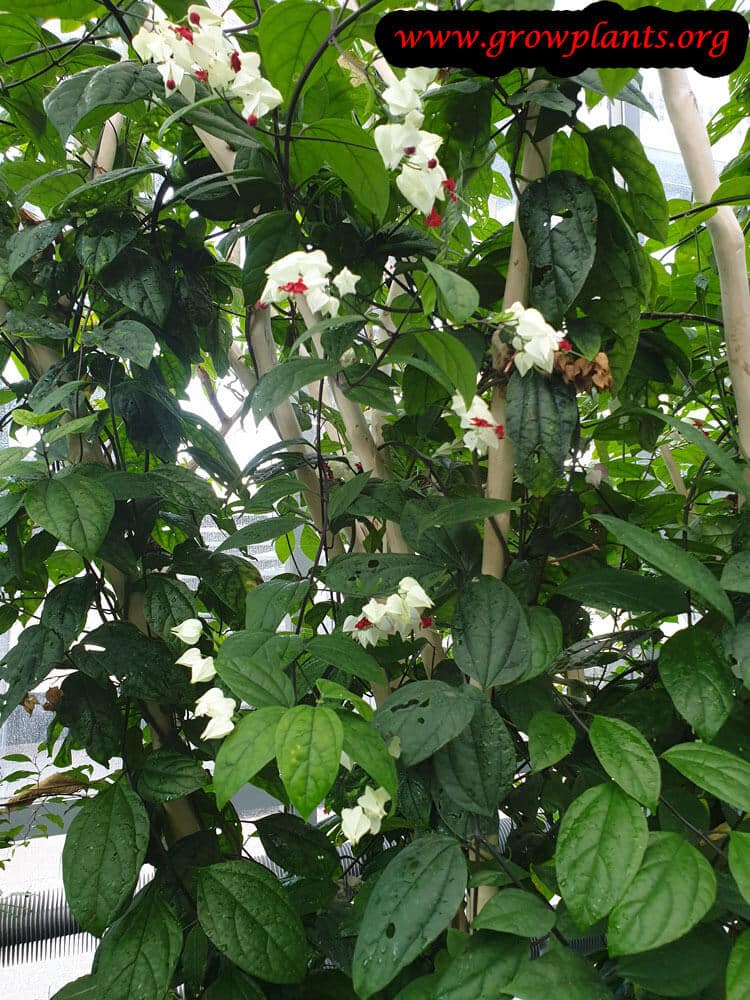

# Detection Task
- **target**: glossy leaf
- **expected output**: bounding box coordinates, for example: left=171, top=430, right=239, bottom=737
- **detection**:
left=8, top=218, right=66, bottom=277
left=658, top=628, right=735, bottom=739
left=216, top=631, right=299, bottom=708
left=434, top=932, right=527, bottom=1000
left=306, top=634, right=386, bottom=686
left=528, top=710, right=576, bottom=772
left=25, top=473, right=114, bottom=560
left=453, top=575, right=531, bottom=688
left=88, top=320, right=156, bottom=368
left=136, top=750, right=208, bottom=803
left=506, top=370, right=578, bottom=497
left=213, top=706, right=286, bottom=809
left=727, top=929, right=750, bottom=1000
left=258, top=0, right=336, bottom=101
left=422, top=259, right=480, bottom=324
left=142, top=575, right=197, bottom=645
left=374, top=680, right=476, bottom=766
left=252, top=358, right=340, bottom=423
left=662, top=742, right=750, bottom=812
left=45, top=61, right=159, bottom=140
left=254, top=812, right=340, bottom=880
left=472, top=888, right=556, bottom=937
left=506, top=938, right=612, bottom=1000
left=616, top=924, right=731, bottom=998
left=275, top=705, right=343, bottom=819
left=729, top=831, right=750, bottom=905
left=589, top=715, right=661, bottom=810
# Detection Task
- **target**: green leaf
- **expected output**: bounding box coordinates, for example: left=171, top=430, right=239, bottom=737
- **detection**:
left=528, top=711, right=576, bottom=772
left=422, top=259, right=480, bottom=324
left=432, top=688, right=516, bottom=816
left=110, top=377, right=182, bottom=463
left=41, top=576, right=95, bottom=646
left=241, top=211, right=300, bottom=304
left=62, top=781, right=149, bottom=936
left=252, top=358, right=340, bottom=424
left=434, top=932, right=526, bottom=1000
left=214, top=706, right=286, bottom=809
left=291, top=118, right=390, bottom=223
left=506, top=937, right=612, bottom=1000
left=658, top=629, right=735, bottom=740
left=216, top=631, right=299, bottom=708
left=59, top=165, right=166, bottom=212
left=617, top=924, right=731, bottom=999
left=94, top=886, right=183, bottom=1000
left=5, top=306, right=69, bottom=341
left=730, top=831, right=750, bottom=905
left=136, top=749, right=208, bottom=803
left=352, top=835, right=467, bottom=999
left=556, top=782, right=648, bottom=929
left=0, top=625, right=64, bottom=726
left=506, top=371, right=578, bottom=497
left=254, top=812, right=340, bottom=880
left=75, top=214, right=138, bottom=275
left=44, top=61, right=158, bottom=141
left=339, top=712, right=398, bottom=800
left=25, top=473, right=114, bottom=561
left=723, top=552, right=750, bottom=593
left=57, top=673, right=121, bottom=767
left=374, top=680, right=477, bottom=767
left=452, top=575, right=531, bottom=688
left=216, top=515, right=303, bottom=553
left=142, top=575, right=198, bottom=646
left=44, top=414, right=99, bottom=445
left=584, top=125, right=668, bottom=241
left=607, top=832, right=717, bottom=956
left=472, top=888, right=556, bottom=937
left=275, top=705, right=343, bottom=819
left=197, top=860, right=307, bottom=983
left=727, top=929, right=750, bottom=1000
left=244, top=579, right=309, bottom=631
left=593, top=514, right=734, bottom=623
left=321, top=553, right=442, bottom=597
left=8, top=218, right=66, bottom=277
left=203, top=965, right=266, bottom=1000
left=589, top=715, right=661, bottom=811
left=662, top=742, right=750, bottom=812
left=87, top=320, right=156, bottom=368
left=50, top=976, right=100, bottom=1000
left=306, top=634, right=386, bottom=687
left=0, top=446, right=31, bottom=477
left=414, top=329, right=477, bottom=409
left=558, top=565, right=688, bottom=615
left=103, top=250, right=172, bottom=326
left=328, top=471, right=371, bottom=523
left=518, top=170, right=598, bottom=325
left=318, top=678, right=373, bottom=720
left=414, top=497, right=517, bottom=532
left=522, top=606, right=564, bottom=682
left=258, top=0, right=336, bottom=101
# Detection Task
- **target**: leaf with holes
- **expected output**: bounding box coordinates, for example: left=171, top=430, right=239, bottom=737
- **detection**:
left=214, top=707, right=286, bottom=809
left=590, top=715, right=661, bottom=811
left=275, top=705, right=343, bottom=819
left=452, top=575, right=531, bottom=688
left=607, top=832, right=717, bottom=955
left=556, top=782, right=648, bottom=930
left=432, top=688, right=516, bottom=816
left=528, top=711, right=576, bottom=772
left=374, top=681, right=477, bottom=767
left=506, top=370, right=578, bottom=497
left=662, top=742, right=750, bottom=813
left=321, top=553, right=442, bottom=597
left=62, top=781, right=149, bottom=936
left=352, top=835, right=467, bottom=998
left=25, top=473, right=114, bottom=560
left=594, top=515, right=734, bottom=623
left=197, top=860, right=307, bottom=983
left=658, top=628, right=735, bottom=739
left=518, top=170, right=598, bottom=325
left=94, top=886, right=182, bottom=1000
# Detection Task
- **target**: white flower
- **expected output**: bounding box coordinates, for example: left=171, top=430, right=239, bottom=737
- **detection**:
left=358, top=785, right=391, bottom=825
left=506, top=301, right=564, bottom=377
left=373, top=111, right=441, bottom=172
left=305, top=284, right=339, bottom=318
left=396, top=161, right=446, bottom=216
left=170, top=618, right=203, bottom=645
left=585, top=464, right=608, bottom=488
left=260, top=248, right=344, bottom=317
left=398, top=577, right=433, bottom=611
left=340, top=751, right=354, bottom=772
left=194, top=687, right=236, bottom=740
left=341, top=805, right=371, bottom=844
left=404, top=67, right=438, bottom=92
left=451, top=393, right=505, bottom=456
left=233, top=74, right=283, bottom=120
left=333, top=267, right=360, bottom=297
left=342, top=614, right=390, bottom=648
left=176, top=648, right=217, bottom=684
left=187, top=4, right=223, bottom=27
left=382, top=77, right=421, bottom=117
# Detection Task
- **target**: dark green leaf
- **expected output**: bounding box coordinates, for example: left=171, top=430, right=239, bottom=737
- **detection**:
left=25, top=472, right=114, bottom=560
left=506, top=371, right=578, bottom=497
left=216, top=515, right=303, bottom=553
left=556, top=782, right=648, bottom=929
left=374, top=681, right=476, bottom=766
left=44, top=61, right=158, bottom=141
left=339, top=712, right=398, bottom=800
left=214, top=706, right=286, bottom=809
left=321, top=553, right=442, bottom=597
left=8, top=218, right=66, bottom=277
left=558, top=565, right=688, bottom=615
left=452, top=575, right=531, bottom=688
left=472, top=889, right=556, bottom=937
left=275, top=704, right=343, bottom=818
left=662, top=742, right=750, bottom=812
left=103, top=250, right=172, bottom=326
left=518, top=170, right=598, bottom=325
left=607, top=832, right=717, bottom=955
left=729, top=831, right=750, bottom=905
left=41, top=576, right=95, bottom=646
left=352, top=835, right=467, bottom=998
left=75, top=214, right=138, bottom=275
left=137, top=749, right=208, bottom=802
left=142, top=575, right=198, bottom=646
left=589, top=715, right=661, bottom=810
left=197, top=860, right=307, bottom=983
left=252, top=358, right=340, bottom=424
left=723, top=552, right=750, bottom=593
left=528, top=710, right=576, bottom=772
left=216, top=631, right=299, bottom=707
left=62, top=781, right=149, bottom=936
left=617, top=924, right=731, bottom=998
left=506, top=937, right=612, bottom=1000
left=328, top=472, right=371, bottom=524
left=88, top=320, right=156, bottom=368
left=244, top=579, right=308, bottom=631
left=255, top=812, right=340, bottom=880
left=110, top=377, right=182, bottom=463
left=306, top=634, right=386, bottom=687
left=727, top=928, right=750, bottom=1000
left=594, top=515, right=734, bottom=622
left=658, top=629, right=734, bottom=740
left=57, top=673, right=121, bottom=767
left=434, top=932, right=526, bottom=1000
left=0, top=625, right=64, bottom=725
left=258, top=0, right=337, bottom=101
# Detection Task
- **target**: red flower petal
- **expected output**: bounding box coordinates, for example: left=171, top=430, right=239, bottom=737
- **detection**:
left=280, top=279, right=308, bottom=294
left=424, top=208, right=442, bottom=228
left=355, top=616, right=372, bottom=630
left=230, top=51, right=242, bottom=72
left=558, top=338, right=572, bottom=352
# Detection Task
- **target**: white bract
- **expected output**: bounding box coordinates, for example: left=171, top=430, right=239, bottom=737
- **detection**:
left=343, top=577, right=433, bottom=647
left=170, top=618, right=203, bottom=644
left=194, top=687, right=236, bottom=740
left=176, top=647, right=217, bottom=684
left=451, top=393, right=505, bottom=456
left=259, top=250, right=359, bottom=318
left=341, top=785, right=391, bottom=845
left=396, top=160, right=448, bottom=216
left=506, top=301, right=566, bottom=377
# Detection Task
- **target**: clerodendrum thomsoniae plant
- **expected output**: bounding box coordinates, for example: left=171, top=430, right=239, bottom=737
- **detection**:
left=2, top=2, right=750, bottom=998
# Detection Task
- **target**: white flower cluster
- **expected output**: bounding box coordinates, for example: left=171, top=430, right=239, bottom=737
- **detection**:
left=374, top=68, right=456, bottom=226
left=341, top=785, right=391, bottom=845
left=343, top=577, right=433, bottom=648
left=506, top=302, right=570, bottom=377
left=450, top=393, right=505, bottom=456
left=171, top=618, right=236, bottom=740
left=132, top=5, right=281, bottom=123
left=259, top=250, right=360, bottom=318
